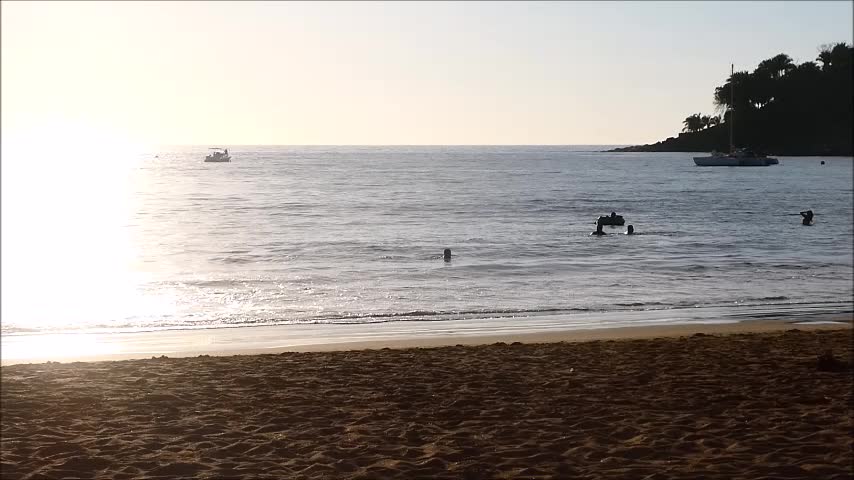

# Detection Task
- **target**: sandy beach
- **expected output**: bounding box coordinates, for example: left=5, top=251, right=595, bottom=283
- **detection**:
left=2, top=321, right=851, bottom=479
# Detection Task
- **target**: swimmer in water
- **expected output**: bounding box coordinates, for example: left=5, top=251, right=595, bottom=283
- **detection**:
left=592, top=218, right=607, bottom=236
left=626, top=225, right=634, bottom=235
left=800, top=210, right=814, bottom=226
left=443, top=248, right=452, bottom=261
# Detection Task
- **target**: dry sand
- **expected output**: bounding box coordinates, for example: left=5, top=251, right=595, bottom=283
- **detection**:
left=2, top=322, right=852, bottom=479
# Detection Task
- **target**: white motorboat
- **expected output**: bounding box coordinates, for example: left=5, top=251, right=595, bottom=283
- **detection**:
left=205, top=148, right=231, bottom=163
left=693, top=65, right=778, bottom=167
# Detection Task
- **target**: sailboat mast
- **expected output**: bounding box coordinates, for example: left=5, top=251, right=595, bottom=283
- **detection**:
left=729, top=63, right=734, bottom=154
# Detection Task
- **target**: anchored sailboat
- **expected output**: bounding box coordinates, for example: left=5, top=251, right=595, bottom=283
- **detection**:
left=693, top=65, right=778, bottom=167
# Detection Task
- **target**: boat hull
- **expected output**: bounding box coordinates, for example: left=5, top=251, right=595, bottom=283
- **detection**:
left=205, top=148, right=231, bottom=162
left=693, top=156, right=776, bottom=167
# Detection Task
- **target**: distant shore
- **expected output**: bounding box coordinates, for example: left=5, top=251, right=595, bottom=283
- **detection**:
left=605, top=124, right=853, bottom=156
left=2, top=319, right=851, bottom=479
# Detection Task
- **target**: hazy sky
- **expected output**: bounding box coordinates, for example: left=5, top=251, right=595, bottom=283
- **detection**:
left=2, top=1, right=852, bottom=146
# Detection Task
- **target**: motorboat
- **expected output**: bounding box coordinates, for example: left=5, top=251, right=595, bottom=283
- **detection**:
left=205, top=148, right=231, bottom=163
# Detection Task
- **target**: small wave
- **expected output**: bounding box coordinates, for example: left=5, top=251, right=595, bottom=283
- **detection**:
left=684, top=265, right=710, bottom=271
left=318, top=307, right=589, bottom=322
left=216, top=256, right=265, bottom=264
left=613, top=302, right=666, bottom=307
left=5, top=299, right=850, bottom=336
left=365, top=245, right=396, bottom=253
left=769, top=264, right=818, bottom=270
left=634, top=231, right=679, bottom=237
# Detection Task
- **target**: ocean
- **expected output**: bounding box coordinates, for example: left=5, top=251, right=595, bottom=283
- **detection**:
left=2, top=146, right=852, bottom=337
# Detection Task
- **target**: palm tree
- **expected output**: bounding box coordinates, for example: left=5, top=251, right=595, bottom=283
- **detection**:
left=748, top=54, right=795, bottom=107
left=817, top=43, right=852, bottom=72
left=714, top=71, right=754, bottom=109
left=682, top=114, right=704, bottom=133
left=708, top=115, right=721, bottom=128
left=756, top=54, right=795, bottom=79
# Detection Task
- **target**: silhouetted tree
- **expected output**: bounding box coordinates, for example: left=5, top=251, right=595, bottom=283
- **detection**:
left=682, top=114, right=704, bottom=133
left=817, top=43, right=850, bottom=73
left=623, top=43, right=853, bottom=155
left=714, top=70, right=763, bottom=110
left=756, top=53, right=795, bottom=79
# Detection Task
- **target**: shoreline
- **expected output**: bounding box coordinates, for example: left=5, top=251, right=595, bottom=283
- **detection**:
left=2, top=311, right=850, bottom=366
left=602, top=148, right=854, bottom=157
left=604, top=147, right=854, bottom=157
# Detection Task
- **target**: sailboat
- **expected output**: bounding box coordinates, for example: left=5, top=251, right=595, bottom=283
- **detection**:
left=694, top=65, right=778, bottom=167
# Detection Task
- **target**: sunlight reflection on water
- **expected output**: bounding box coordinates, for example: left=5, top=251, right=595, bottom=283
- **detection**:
left=2, top=121, right=177, bottom=331
left=2, top=145, right=852, bottom=335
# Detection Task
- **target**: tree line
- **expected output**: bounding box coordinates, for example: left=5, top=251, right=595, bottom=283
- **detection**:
left=682, top=113, right=721, bottom=133
left=610, top=43, right=852, bottom=155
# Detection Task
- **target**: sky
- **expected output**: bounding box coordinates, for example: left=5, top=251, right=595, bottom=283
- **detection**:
left=2, top=1, right=852, bottom=146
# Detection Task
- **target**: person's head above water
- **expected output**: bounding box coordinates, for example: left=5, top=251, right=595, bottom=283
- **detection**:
left=443, top=248, right=452, bottom=261
left=610, top=212, right=616, bottom=217
left=627, top=225, right=634, bottom=235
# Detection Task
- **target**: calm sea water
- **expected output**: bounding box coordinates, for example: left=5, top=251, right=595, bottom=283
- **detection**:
left=2, top=146, right=852, bottom=335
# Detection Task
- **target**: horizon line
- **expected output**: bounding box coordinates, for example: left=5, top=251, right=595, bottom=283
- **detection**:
left=152, top=144, right=632, bottom=147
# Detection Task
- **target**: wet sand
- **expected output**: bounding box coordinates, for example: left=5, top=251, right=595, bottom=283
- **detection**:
left=3, top=312, right=851, bottom=366
left=1, top=321, right=851, bottom=479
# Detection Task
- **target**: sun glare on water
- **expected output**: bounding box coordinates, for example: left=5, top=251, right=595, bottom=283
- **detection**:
left=2, top=118, right=174, bottom=345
